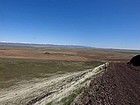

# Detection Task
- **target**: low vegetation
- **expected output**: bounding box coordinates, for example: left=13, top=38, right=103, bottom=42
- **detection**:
left=0, top=58, right=104, bottom=89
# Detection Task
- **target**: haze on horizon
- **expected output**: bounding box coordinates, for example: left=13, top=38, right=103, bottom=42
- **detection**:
left=0, top=0, right=140, bottom=50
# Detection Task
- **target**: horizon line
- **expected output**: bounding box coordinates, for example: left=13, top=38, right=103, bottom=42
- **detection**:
left=0, top=41, right=140, bottom=51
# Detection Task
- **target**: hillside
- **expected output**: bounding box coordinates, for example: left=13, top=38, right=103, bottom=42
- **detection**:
left=72, top=62, right=140, bottom=105
left=0, top=62, right=140, bottom=105
left=0, top=63, right=107, bottom=105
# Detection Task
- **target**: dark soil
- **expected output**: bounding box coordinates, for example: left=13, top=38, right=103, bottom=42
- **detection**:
left=72, top=62, right=140, bottom=105
left=130, top=55, right=140, bottom=66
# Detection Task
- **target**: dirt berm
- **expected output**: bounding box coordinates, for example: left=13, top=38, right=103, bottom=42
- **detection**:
left=72, top=62, right=140, bottom=105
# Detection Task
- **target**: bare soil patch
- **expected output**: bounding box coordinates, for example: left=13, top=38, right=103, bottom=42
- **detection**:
left=72, top=62, right=140, bottom=105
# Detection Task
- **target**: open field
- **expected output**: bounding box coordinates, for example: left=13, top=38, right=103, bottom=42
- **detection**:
left=0, top=46, right=139, bottom=89
left=0, top=46, right=139, bottom=61
left=0, top=45, right=140, bottom=105
left=0, top=58, right=103, bottom=89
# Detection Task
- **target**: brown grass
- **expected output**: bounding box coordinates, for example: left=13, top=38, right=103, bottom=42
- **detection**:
left=0, top=46, right=137, bottom=61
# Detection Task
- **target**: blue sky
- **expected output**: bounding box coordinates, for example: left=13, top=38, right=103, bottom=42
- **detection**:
left=0, top=0, right=140, bottom=49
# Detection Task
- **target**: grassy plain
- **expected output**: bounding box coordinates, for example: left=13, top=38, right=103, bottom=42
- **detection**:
left=0, top=58, right=103, bottom=89
left=0, top=46, right=139, bottom=89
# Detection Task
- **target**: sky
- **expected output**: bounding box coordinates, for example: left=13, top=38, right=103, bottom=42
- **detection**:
left=0, top=0, right=140, bottom=50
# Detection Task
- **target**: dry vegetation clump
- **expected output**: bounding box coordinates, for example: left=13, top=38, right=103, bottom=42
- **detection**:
left=44, top=52, right=51, bottom=54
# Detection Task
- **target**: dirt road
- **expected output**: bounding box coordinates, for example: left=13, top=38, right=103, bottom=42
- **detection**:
left=72, top=62, right=140, bottom=105
left=0, top=64, right=106, bottom=105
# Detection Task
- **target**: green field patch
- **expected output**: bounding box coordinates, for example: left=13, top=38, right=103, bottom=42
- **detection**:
left=0, top=58, right=104, bottom=89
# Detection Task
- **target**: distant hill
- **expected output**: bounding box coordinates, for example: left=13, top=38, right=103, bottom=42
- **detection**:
left=0, top=42, right=93, bottom=49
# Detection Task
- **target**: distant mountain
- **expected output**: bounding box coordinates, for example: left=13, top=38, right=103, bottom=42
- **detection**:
left=0, top=42, right=93, bottom=49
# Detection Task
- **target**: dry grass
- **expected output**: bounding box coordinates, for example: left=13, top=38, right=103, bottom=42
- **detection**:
left=0, top=46, right=138, bottom=61
left=0, top=46, right=138, bottom=89
left=0, top=58, right=103, bottom=89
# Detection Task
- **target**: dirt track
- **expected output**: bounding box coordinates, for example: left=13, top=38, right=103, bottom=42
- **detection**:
left=72, top=62, right=140, bottom=105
